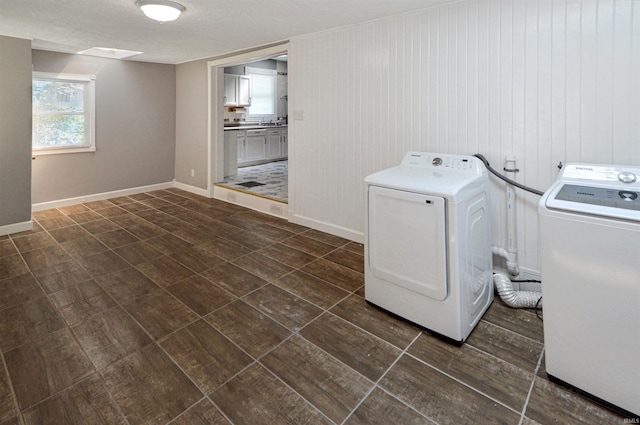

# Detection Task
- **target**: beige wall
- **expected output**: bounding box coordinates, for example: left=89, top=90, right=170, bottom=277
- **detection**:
left=31, top=50, right=176, bottom=204
left=0, top=36, right=32, bottom=230
left=175, top=58, right=209, bottom=189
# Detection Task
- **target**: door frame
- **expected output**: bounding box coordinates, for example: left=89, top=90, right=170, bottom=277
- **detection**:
left=206, top=43, right=289, bottom=198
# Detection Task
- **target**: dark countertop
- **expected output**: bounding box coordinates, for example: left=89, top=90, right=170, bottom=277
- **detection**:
left=223, top=124, right=288, bottom=131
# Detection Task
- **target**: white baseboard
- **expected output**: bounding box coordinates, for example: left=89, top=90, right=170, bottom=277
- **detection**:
left=172, top=181, right=210, bottom=198
left=290, top=213, right=363, bottom=243
left=28, top=181, right=363, bottom=245
left=0, top=220, right=33, bottom=237
left=213, top=185, right=288, bottom=219
left=32, top=182, right=174, bottom=212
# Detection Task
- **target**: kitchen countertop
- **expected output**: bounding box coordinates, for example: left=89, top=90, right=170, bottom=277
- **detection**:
left=223, top=124, right=288, bottom=131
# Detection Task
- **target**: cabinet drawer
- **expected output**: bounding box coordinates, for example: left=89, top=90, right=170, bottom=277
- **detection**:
left=246, top=129, right=266, bottom=137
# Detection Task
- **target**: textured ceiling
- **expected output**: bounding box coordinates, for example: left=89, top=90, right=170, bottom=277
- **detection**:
left=0, top=0, right=454, bottom=64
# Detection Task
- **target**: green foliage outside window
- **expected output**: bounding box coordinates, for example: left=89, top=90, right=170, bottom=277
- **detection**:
left=32, top=78, right=88, bottom=149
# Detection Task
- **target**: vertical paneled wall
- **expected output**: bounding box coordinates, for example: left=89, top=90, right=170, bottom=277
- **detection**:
left=288, top=0, right=639, bottom=274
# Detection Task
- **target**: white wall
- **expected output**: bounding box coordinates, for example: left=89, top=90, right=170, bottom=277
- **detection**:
left=288, top=0, right=640, bottom=274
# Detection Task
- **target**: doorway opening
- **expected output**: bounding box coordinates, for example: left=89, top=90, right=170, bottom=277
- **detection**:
left=207, top=44, right=290, bottom=218
left=217, top=160, right=288, bottom=202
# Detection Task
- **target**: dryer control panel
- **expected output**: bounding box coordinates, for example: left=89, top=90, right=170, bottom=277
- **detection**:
left=401, top=152, right=482, bottom=173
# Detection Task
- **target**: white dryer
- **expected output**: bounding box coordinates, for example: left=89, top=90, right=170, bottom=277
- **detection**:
left=539, top=163, right=640, bottom=418
left=364, top=152, right=493, bottom=344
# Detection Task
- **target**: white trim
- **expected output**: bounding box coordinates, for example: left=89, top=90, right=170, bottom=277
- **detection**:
left=32, top=182, right=174, bottom=212
left=290, top=213, right=363, bottom=244
left=172, top=181, right=210, bottom=197
left=33, top=72, right=93, bottom=81
left=207, top=44, right=290, bottom=68
left=207, top=43, right=289, bottom=199
left=0, top=220, right=33, bottom=237
left=213, top=185, right=288, bottom=219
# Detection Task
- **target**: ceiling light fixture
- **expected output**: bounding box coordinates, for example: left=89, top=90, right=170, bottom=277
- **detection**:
left=136, top=0, right=185, bottom=22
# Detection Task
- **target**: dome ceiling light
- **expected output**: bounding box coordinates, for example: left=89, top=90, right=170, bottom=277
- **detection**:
left=136, top=0, right=185, bottom=22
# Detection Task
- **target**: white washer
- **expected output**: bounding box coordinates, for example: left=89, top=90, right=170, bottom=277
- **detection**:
left=364, top=152, right=493, bottom=344
left=539, top=163, right=640, bottom=418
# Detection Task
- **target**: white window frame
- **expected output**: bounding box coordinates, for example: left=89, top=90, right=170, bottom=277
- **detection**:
left=32, top=72, right=96, bottom=155
left=245, top=67, right=277, bottom=121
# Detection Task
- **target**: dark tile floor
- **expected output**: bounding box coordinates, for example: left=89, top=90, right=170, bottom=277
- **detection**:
left=0, top=188, right=627, bottom=425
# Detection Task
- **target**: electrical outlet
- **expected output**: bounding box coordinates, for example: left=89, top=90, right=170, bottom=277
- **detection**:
left=190, top=169, right=195, bottom=177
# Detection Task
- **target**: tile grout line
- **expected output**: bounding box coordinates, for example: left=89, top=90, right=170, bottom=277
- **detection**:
left=479, top=312, right=544, bottom=346
left=87, top=192, right=254, bottom=424
left=10, top=194, right=200, bottom=422
left=4, top=190, right=253, bottom=423
left=402, top=348, right=526, bottom=419
left=9, top=212, right=113, bottom=422
left=339, top=331, right=431, bottom=425
left=7, top=191, right=308, bottom=424
left=518, top=345, right=546, bottom=425
left=0, top=346, right=26, bottom=425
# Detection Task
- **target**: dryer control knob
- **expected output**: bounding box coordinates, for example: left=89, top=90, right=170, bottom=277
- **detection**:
left=618, top=171, right=637, bottom=183
left=432, top=157, right=443, bottom=166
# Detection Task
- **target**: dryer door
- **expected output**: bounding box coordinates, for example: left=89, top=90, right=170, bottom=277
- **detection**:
left=368, top=185, right=448, bottom=300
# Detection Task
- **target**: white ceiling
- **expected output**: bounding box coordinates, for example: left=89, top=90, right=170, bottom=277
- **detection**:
left=0, top=0, right=454, bottom=64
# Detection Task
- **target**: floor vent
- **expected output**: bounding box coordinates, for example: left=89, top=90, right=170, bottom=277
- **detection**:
left=237, top=181, right=265, bottom=188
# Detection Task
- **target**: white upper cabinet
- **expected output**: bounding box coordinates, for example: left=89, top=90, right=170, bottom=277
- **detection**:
left=237, top=76, right=251, bottom=106
left=224, top=74, right=251, bottom=107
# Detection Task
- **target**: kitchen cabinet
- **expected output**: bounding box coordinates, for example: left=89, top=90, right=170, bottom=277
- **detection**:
left=236, top=133, right=245, bottom=163
left=244, top=129, right=266, bottom=162
left=223, top=74, right=251, bottom=107
left=281, top=130, right=288, bottom=156
left=234, top=127, right=288, bottom=166
left=267, top=128, right=288, bottom=159
left=224, top=130, right=245, bottom=176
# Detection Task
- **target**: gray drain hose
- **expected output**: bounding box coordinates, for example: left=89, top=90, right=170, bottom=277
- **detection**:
left=494, top=273, right=542, bottom=309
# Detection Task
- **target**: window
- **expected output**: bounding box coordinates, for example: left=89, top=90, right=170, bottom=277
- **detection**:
left=32, top=72, right=96, bottom=154
left=246, top=67, right=276, bottom=120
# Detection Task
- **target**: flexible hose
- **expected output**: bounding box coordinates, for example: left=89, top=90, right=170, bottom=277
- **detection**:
left=494, top=273, right=542, bottom=309
left=473, top=154, right=545, bottom=196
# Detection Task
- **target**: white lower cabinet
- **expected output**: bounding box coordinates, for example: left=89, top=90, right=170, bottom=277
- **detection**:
left=281, top=131, right=288, bottom=156
left=236, top=133, right=246, bottom=164
left=267, top=128, right=289, bottom=160
left=235, top=127, right=287, bottom=166
left=245, top=129, right=267, bottom=162
left=223, top=130, right=239, bottom=177
left=267, top=129, right=282, bottom=159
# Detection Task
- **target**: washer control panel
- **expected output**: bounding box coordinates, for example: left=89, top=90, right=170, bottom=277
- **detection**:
left=546, top=162, right=640, bottom=222
left=618, top=171, right=637, bottom=183
left=561, top=164, right=640, bottom=188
